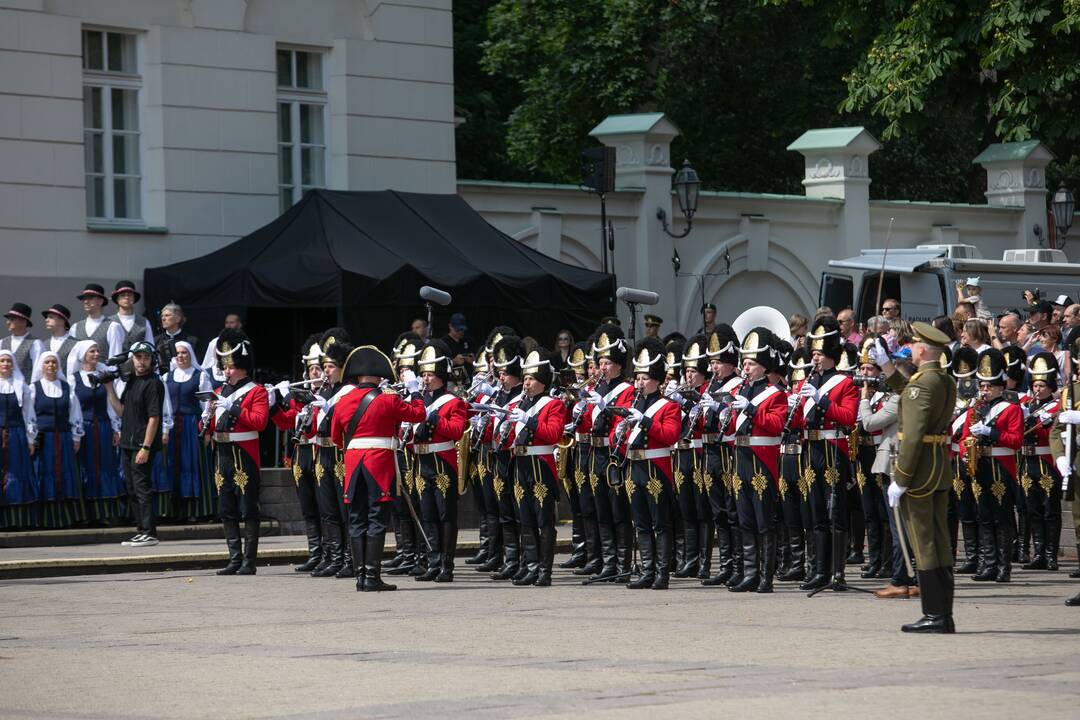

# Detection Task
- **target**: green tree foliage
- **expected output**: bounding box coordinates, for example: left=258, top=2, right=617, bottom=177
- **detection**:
left=461, top=0, right=1079, bottom=201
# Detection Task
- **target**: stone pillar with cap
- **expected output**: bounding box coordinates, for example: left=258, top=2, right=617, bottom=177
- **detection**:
left=589, top=113, right=679, bottom=334
left=787, top=127, right=882, bottom=260
left=973, top=140, right=1055, bottom=249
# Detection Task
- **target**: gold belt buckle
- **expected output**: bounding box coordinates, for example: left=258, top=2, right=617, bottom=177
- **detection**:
left=806, top=430, right=822, bottom=441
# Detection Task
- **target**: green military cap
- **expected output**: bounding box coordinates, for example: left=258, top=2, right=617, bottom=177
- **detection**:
left=910, top=321, right=950, bottom=348
left=643, top=314, right=663, bottom=327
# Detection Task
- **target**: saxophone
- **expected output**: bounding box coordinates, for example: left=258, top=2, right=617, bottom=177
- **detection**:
left=962, top=399, right=986, bottom=478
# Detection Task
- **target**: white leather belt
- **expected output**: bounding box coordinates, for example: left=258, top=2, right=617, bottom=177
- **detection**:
left=313, top=437, right=337, bottom=448
left=722, top=434, right=735, bottom=444
left=590, top=437, right=610, bottom=448
left=627, top=447, right=673, bottom=461
left=1021, top=446, right=1051, bottom=457
left=575, top=432, right=591, bottom=442
left=414, top=441, right=455, bottom=454
left=213, top=431, right=258, bottom=443
left=805, top=429, right=844, bottom=441
left=347, top=437, right=399, bottom=451
left=978, top=447, right=1014, bottom=458
left=675, top=439, right=703, bottom=450
left=734, top=436, right=782, bottom=447
left=513, top=444, right=555, bottom=457
left=781, top=443, right=802, bottom=455
left=702, top=433, right=723, bottom=443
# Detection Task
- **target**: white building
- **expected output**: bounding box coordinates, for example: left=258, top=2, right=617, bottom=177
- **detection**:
left=2, top=0, right=1075, bottom=335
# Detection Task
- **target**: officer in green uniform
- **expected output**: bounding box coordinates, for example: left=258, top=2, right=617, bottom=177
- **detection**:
left=1050, top=328, right=1080, bottom=606
left=871, top=322, right=958, bottom=633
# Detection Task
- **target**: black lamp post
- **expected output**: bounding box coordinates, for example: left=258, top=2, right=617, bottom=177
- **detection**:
left=657, top=159, right=701, bottom=238
left=1051, top=184, right=1075, bottom=250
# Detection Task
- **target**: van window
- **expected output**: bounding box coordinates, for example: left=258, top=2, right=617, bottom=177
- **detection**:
left=820, top=273, right=852, bottom=315
left=857, top=273, right=900, bottom=322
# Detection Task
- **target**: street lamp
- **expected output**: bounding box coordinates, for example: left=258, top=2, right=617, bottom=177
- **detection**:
left=657, top=159, right=701, bottom=238
left=1051, top=184, right=1075, bottom=249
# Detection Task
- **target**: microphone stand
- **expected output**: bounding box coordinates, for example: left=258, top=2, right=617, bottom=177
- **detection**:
left=626, top=301, right=638, bottom=341
left=426, top=301, right=434, bottom=332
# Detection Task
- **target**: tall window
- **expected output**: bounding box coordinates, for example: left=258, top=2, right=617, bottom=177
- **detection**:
left=82, top=29, right=141, bottom=222
left=277, top=47, right=327, bottom=212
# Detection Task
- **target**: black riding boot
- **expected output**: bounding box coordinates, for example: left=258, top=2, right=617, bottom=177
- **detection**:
left=726, top=527, right=745, bottom=588
left=216, top=519, right=243, bottom=575
left=972, top=522, right=999, bottom=581
left=236, top=519, right=260, bottom=575
left=847, top=505, right=865, bottom=565
left=861, top=521, right=882, bottom=578
left=697, top=520, right=714, bottom=580
left=593, top=522, right=619, bottom=581
left=672, top=515, right=686, bottom=575
left=295, top=518, right=323, bottom=573
left=478, top=514, right=504, bottom=572
left=627, top=531, right=656, bottom=589
left=957, top=521, right=979, bottom=574
left=902, top=567, right=955, bottom=633
left=492, top=522, right=520, bottom=581
left=352, top=535, right=367, bottom=591
left=574, top=517, right=603, bottom=575
left=387, top=520, right=417, bottom=575
left=363, top=532, right=397, bottom=592
left=780, top=527, right=806, bottom=581
left=467, top=514, right=489, bottom=565
left=335, top=523, right=355, bottom=578
left=830, top=529, right=848, bottom=588
left=1046, top=514, right=1061, bottom=571
left=514, top=528, right=540, bottom=585
left=652, top=529, right=671, bottom=589
left=995, top=522, right=1013, bottom=583
left=703, top=523, right=733, bottom=586
left=1023, top=517, right=1048, bottom=570
left=535, top=526, right=556, bottom=586
left=416, top=522, right=442, bottom=581
left=560, top=514, right=588, bottom=569
left=1015, top=513, right=1029, bottom=564
left=615, top=522, right=634, bottom=578
left=730, top=532, right=759, bottom=592
left=675, top=520, right=699, bottom=578
left=435, top=522, right=457, bottom=582
left=757, top=532, right=776, bottom=593
left=799, top=530, right=830, bottom=590
left=312, top=521, right=343, bottom=577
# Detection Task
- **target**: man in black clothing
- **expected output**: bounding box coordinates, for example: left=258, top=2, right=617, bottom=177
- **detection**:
left=105, top=341, right=164, bottom=546
left=441, top=312, right=477, bottom=377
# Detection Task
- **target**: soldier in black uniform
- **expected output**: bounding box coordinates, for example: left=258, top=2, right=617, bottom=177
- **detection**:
left=489, top=335, right=527, bottom=581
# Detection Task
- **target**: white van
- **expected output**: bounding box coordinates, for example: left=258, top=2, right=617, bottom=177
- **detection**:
left=820, top=244, right=1080, bottom=322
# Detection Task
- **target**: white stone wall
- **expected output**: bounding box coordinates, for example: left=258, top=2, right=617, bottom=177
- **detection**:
left=0, top=0, right=455, bottom=316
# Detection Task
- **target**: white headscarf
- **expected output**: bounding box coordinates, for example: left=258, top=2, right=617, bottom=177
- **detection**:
left=169, top=340, right=205, bottom=383
left=30, top=350, right=67, bottom=385
left=0, top=349, right=27, bottom=406
left=67, top=339, right=106, bottom=383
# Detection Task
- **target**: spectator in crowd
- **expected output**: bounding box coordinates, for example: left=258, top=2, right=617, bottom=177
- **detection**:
left=960, top=319, right=992, bottom=354
left=554, top=329, right=573, bottom=362
left=1064, top=303, right=1080, bottom=332
left=789, top=313, right=808, bottom=348
left=441, top=313, right=476, bottom=372
left=814, top=306, right=833, bottom=321
left=838, top=308, right=861, bottom=345
left=955, top=277, right=992, bottom=319
left=410, top=318, right=428, bottom=341
left=1022, top=300, right=1053, bottom=355
left=157, top=302, right=199, bottom=370
left=201, top=312, right=244, bottom=387
left=992, top=310, right=1023, bottom=348
left=1038, top=324, right=1067, bottom=373
left=954, top=301, right=975, bottom=324
left=880, top=298, right=901, bottom=321
left=643, top=315, right=662, bottom=338
left=1051, top=294, right=1073, bottom=325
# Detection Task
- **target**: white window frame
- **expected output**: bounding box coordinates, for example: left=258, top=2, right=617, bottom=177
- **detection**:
left=82, top=27, right=145, bottom=225
left=276, top=46, right=328, bottom=211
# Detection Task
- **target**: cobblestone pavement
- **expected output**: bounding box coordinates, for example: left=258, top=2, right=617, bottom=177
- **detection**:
left=2, top=558, right=1078, bottom=719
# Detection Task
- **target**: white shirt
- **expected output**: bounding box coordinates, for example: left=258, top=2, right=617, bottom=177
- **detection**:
left=0, top=376, right=34, bottom=436
left=106, top=313, right=154, bottom=356
left=48, top=334, right=71, bottom=352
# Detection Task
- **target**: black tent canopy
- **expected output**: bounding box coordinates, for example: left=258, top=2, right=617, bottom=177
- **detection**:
left=145, top=190, right=614, bottom=375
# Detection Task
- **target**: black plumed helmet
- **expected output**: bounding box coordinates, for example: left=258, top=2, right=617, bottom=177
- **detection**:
left=492, top=335, right=526, bottom=378
left=631, top=336, right=667, bottom=382
left=215, top=328, right=253, bottom=371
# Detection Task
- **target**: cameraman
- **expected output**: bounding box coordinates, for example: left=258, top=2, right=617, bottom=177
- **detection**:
left=105, top=341, right=164, bottom=546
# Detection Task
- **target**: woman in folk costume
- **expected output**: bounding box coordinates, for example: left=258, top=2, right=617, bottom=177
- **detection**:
left=0, top=349, right=37, bottom=528
left=28, top=350, right=85, bottom=527
left=161, top=341, right=215, bottom=520
left=67, top=340, right=123, bottom=524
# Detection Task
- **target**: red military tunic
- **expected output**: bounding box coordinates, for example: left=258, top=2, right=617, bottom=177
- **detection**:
left=609, top=393, right=682, bottom=482
left=799, top=369, right=858, bottom=456
left=207, top=380, right=268, bottom=468
left=959, top=397, right=1024, bottom=477
left=516, top=394, right=569, bottom=478
left=330, top=384, right=426, bottom=500
left=417, top=388, right=469, bottom=472
left=727, top=380, right=788, bottom=481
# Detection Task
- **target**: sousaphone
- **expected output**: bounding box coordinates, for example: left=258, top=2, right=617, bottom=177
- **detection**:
left=732, top=306, right=792, bottom=344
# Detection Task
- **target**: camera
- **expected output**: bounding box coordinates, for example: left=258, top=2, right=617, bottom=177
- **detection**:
left=852, top=374, right=884, bottom=391
left=87, top=353, right=135, bottom=387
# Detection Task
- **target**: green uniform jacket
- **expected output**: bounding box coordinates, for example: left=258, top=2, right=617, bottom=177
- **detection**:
left=1049, top=379, right=1080, bottom=473
left=887, top=363, right=957, bottom=497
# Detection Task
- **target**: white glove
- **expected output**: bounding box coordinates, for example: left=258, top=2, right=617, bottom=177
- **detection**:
left=799, top=383, right=818, bottom=401
left=216, top=393, right=235, bottom=412
left=572, top=400, right=585, bottom=415
left=1036, top=410, right=1053, bottom=424
left=787, top=394, right=800, bottom=409
left=731, top=395, right=749, bottom=411
left=1021, top=404, right=1031, bottom=419
left=702, top=395, right=721, bottom=412
left=627, top=408, right=644, bottom=424
left=969, top=421, right=991, bottom=437
left=1058, top=410, right=1080, bottom=425
left=868, top=338, right=891, bottom=367
left=264, top=384, right=278, bottom=408
left=275, top=380, right=291, bottom=395
left=474, top=381, right=497, bottom=397
left=403, top=373, right=421, bottom=395
left=563, top=422, right=576, bottom=434
left=887, top=481, right=906, bottom=508
left=586, top=391, right=606, bottom=410
left=664, top=380, right=679, bottom=395
left=669, top=391, right=685, bottom=404
left=509, top=407, right=527, bottom=424
left=1056, top=455, right=1072, bottom=480
left=311, top=395, right=329, bottom=410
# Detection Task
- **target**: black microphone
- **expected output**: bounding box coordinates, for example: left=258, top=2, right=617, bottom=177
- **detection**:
left=419, top=286, right=452, bottom=306
left=615, top=287, right=660, bottom=305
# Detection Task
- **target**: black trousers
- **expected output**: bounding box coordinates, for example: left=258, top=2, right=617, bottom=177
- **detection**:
left=122, top=447, right=156, bottom=534
left=292, top=443, right=320, bottom=522
left=590, top=446, right=630, bottom=524
left=704, top=443, right=734, bottom=532
left=418, top=454, right=458, bottom=525
left=575, top=443, right=598, bottom=518
left=629, top=460, right=673, bottom=532
left=490, top=449, right=517, bottom=525
left=953, top=458, right=978, bottom=522
left=975, top=459, right=1015, bottom=526
left=562, top=447, right=582, bottom=516
left=515, top=455, right=558, bottom=528
left=346, top=461, right=391, bottom=539
left=780, top=451, right=811, bottom=530
left=858, top=449, right=889, bottom=526
left=805, top=440, right=850, bottom=531
left=1021, top=456, right=1061, bottom=522
left=216, top=444, right=260, bottom=521
left=733, top=447, right=776, bottom=534
left=478, top=445, right=502, bottom=518
left=315, top=445, right=348, bottom=528
left=674, top=448, right=700, bottom=526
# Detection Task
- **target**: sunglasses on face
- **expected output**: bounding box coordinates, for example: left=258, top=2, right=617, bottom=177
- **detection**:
left=882, top=306, right=899, bottom=312
left=558, top=336, right=570, bottom=342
